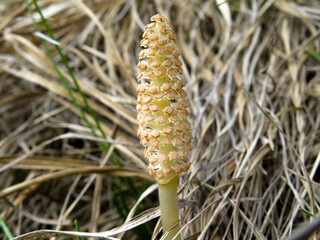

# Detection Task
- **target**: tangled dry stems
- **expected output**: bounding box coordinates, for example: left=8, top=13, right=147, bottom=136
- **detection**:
left=0, top=0, right=320, bottom=239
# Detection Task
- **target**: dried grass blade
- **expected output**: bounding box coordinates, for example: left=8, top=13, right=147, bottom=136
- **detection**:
left=0, top=166, right=154, bottom=199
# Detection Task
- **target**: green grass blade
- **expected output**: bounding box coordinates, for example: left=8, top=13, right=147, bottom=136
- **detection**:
left=24, top=2, right=152, bottom=238
left=300, top=208, right=315, bottom=217
left=25, top=0, right=111, bottom=156
left=0, top=216, right=14, bottom=239
left=74, top=220, right=82, bottom=240
left=307, top=48, right=320, bottom=63
left=31, top=0, right=107, bottom=140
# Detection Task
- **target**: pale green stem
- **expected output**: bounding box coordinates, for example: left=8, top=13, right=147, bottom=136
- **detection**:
left=158, top=176, right=181, bottom=240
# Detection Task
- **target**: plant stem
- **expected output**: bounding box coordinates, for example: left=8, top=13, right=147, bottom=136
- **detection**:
left=158, top=176, right=181, bottom=240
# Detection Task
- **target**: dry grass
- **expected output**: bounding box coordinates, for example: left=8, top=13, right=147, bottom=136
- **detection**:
left=1, top=0, right=320, bottom=239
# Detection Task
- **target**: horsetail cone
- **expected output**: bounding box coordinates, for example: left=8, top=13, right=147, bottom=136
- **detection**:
left=137, top=14, right=193, bottom=184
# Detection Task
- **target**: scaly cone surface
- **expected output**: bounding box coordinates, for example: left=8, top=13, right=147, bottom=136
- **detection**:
left=137, top=14, right=193, bottom=184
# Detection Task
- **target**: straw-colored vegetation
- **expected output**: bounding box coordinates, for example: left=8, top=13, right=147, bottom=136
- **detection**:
left=0, top=0, right=320, bottom=239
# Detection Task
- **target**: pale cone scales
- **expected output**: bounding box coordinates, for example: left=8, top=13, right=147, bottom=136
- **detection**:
left=137, top=14, right=193, bottom=184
